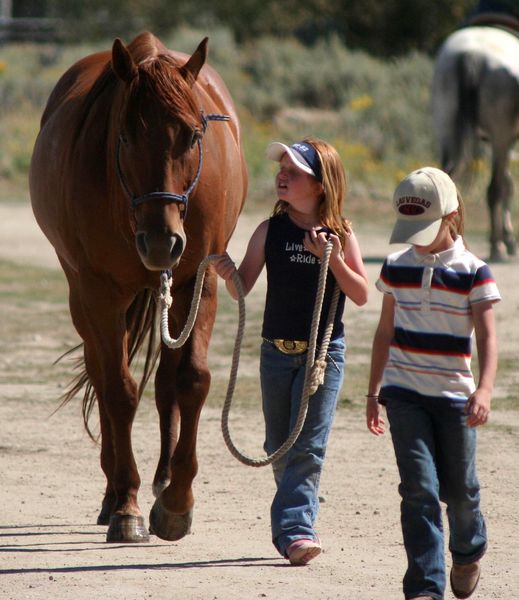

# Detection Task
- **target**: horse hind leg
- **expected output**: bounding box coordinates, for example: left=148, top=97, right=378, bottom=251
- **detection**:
left=488, top=148, right=515, bottom=261
left=501, top=171, right=516, bottom=256
left=487, top=180, right=507, bottom=262
left=503, top=212, right=516, bottom=256
left=433, top=54, right=472, bottom=179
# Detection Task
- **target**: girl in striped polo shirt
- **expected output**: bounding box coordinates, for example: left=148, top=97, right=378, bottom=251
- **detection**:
left=366, top=167, right=500, bottom=600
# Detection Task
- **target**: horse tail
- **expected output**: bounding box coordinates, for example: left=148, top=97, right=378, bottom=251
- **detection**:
left=450, top=51, right=482, bottom=176
left=57, top=289, right=159, bottom=441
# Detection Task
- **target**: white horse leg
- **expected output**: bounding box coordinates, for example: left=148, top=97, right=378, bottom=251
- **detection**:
left=488, top=146, right=515, bottom=260
left=501, top=170, right=516, bottom=256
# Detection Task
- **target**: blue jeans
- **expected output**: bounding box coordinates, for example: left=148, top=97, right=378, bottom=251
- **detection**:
left=386, top=394, right=487, bottom=600
left=260, top=337, right=345, bottom=557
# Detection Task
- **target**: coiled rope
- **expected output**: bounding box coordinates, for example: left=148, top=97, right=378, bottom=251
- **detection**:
left=159, top=240, right=339, bottom=467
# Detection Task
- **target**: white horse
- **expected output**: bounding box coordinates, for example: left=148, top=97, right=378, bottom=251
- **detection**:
left=432, top=25, right=519, bottom=260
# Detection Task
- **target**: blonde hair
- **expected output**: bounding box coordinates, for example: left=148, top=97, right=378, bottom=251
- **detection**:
left=272, top=136, right=352, bottom=246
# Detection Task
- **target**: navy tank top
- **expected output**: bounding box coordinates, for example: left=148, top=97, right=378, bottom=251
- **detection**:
left=261, top=213, right=346, bottom=343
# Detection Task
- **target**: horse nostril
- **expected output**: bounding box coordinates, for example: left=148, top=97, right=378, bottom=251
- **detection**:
left=169, top=234, right=184, bottom=262
left=136, top=232, right=148, bottom=257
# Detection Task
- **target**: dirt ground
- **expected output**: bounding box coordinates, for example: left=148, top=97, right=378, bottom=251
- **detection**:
left=0, top=203, right=518, bottom=600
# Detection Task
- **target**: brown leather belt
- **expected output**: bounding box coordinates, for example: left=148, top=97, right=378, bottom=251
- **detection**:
left=265, top=338, right=309, bottom=355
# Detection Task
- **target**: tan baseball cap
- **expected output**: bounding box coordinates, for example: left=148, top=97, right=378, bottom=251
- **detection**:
left=390, top=167, right=459, bottom=245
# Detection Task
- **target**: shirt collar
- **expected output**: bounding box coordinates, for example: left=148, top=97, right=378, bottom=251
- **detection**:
left=412, top=236, right=465, bottom=267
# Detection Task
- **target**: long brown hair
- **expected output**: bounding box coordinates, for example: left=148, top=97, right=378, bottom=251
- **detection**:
left=272, top=136, right=352, bottom=246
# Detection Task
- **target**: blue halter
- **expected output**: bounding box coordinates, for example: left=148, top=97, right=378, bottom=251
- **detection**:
left=116, top=112, right=230, bottom=218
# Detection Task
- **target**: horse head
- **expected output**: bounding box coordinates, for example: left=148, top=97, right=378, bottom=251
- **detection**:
left=111, top=34, right=208, bottom=271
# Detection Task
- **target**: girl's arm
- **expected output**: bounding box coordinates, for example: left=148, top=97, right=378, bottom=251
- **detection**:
left=304, top=229, right=369, bottom=306
left=366, top=293, right=395, bottom=435
left=466, top=300, right=498, bottom=427
left=212, top=219, right=268, bottom=300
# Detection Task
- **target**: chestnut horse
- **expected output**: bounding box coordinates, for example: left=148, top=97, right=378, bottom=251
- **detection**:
left=29, top=32, right=247, bottom=542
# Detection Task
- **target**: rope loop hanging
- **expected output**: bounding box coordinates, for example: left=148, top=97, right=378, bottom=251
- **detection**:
left=158, top=239, right=339, bottom=467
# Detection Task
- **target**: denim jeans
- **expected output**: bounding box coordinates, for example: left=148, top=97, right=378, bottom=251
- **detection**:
left=385, top=394, right=487, bottom=600
left=260, top=337, right=345, bottom=557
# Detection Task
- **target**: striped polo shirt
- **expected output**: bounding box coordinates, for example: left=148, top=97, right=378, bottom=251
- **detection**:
left=376, top=237, right=501, bottom=402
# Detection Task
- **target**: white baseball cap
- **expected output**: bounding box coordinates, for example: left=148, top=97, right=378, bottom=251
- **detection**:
left=390, top=167, right=459, bottom=245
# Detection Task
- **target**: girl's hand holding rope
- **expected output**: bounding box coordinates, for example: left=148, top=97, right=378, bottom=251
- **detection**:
left=304, top=228, right=343, bottom=261
left=212, top=253, right=242, bottom=300
left=212, top=253, right=237, bottom=281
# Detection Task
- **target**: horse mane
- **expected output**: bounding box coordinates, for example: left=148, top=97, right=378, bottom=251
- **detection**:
left=126, top=55, right=202, bottom=132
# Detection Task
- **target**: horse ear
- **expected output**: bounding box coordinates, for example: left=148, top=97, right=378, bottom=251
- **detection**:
left=179, top=37, right=208, bottom=84
left=111, top=38, right=138, bottom=83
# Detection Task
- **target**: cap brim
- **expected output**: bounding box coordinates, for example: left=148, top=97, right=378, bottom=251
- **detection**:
left=265, top=142, right=316, bottom=176
left=389, top=218, right=442, bottom=245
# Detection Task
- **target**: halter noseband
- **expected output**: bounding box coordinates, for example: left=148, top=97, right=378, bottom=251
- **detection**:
left=116, top=112, right=230, bottom=217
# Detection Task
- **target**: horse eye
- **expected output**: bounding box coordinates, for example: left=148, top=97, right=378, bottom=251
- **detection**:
left=190, top=129, right=201, bottom=148
left=120, top=132, right=129, bottom=146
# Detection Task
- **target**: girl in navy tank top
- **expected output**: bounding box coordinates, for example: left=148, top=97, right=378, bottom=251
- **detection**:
left=214, top=137, right=369, bottom=565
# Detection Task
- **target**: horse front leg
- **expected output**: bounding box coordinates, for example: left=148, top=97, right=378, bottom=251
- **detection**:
left=150, top=276, right=216, bottom=541
left=69, top=277, right=148, bottom=543
left=101, top=368, right=148, bottom=543
left=94, top=368, right=117, bottom=525
left=151, top=380, right=180, bottom=499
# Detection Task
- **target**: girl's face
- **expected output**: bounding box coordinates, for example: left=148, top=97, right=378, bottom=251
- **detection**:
left=275, top=154, right=323, bottom=212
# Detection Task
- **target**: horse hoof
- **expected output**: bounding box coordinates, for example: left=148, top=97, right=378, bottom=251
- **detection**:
left=106, top=514, right=150, bottom=543
left=149, top=498, right=192, bottom=541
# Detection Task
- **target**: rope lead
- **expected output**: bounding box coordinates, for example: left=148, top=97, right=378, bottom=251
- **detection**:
left=159, top=239, right=339, bottom=467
